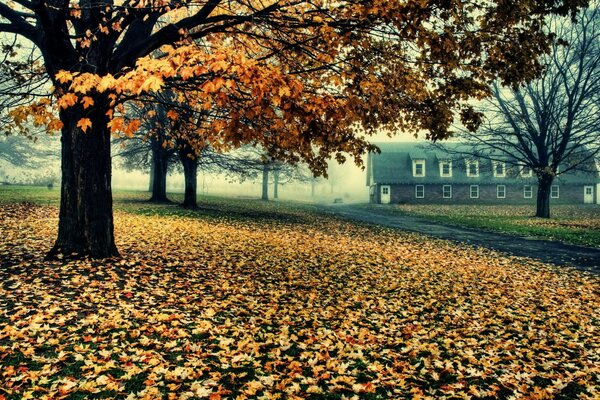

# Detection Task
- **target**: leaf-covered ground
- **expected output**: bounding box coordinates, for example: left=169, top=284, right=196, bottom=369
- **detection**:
left=393, top=204, right=600, bottom=248
left=1, top=199, right=599, bottom=399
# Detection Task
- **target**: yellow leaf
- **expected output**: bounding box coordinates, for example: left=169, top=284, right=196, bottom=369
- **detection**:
left=55, top=70, right=73, bottom=84
left=98, top=74, right=116, bottom=93
left=138, top=75, right=164, bottom=94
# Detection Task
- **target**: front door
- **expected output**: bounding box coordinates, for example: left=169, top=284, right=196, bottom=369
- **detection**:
left=584, top=186, right=593, bottom=204
left=380, top=185, right=391, bottom=204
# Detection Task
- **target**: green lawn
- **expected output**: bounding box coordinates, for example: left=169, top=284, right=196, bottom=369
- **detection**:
left=0, top=185, right=319, bottom=220
left=382, top=204, right=600, bottom=248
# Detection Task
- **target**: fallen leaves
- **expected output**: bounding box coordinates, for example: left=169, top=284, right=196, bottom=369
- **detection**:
left=0, top=200, right=598, bottom=399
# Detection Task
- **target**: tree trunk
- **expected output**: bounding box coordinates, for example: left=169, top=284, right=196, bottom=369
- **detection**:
left=47, top=97, right=119, bottom=259
left=262, top=165, right=269, bottom=201
left=180, top=154, right=198, bottom=209
left=311, top=179, right=316, bottom=197
left=148, top=158, right=155, bottom=192
left=149, top=144, right=169, bottom=202
left=536, top=173, right=554, bottom=218
left=273, top=169, right=279, bottom=199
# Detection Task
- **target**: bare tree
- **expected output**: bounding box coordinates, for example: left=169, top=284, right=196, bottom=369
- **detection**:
left=454, top=5, right=600, bottom=218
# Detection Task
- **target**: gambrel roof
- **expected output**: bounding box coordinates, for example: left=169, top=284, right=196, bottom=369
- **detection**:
left=366, top=142, right=600, bottom=185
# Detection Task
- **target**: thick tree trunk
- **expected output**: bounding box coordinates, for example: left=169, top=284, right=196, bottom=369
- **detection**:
left=47, top=97, right=119, bottom=259
left=536, top=173, right=554, bottom=218
left=262, top=165, right=269, bottom=201
left=149, top=144, right=169, bottom=202
left=180, top=154, right=198, bottom=209
left=273, top=169, right=279, bottom=199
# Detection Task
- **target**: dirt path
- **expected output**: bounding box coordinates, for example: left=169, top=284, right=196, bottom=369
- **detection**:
left=318, top=204, right=600, bottom=274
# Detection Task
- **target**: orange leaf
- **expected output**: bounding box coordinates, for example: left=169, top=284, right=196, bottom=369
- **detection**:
left=77, top=118, right=92, bottom=133
left=58, top=92, right=78, bottom=109
left=166, top=110, right=179, bottom=121
left=81, top=96, right=94, bottom=109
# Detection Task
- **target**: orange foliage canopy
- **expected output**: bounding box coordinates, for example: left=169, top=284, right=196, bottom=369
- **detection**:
left=0, top=0, right=588, bottom=172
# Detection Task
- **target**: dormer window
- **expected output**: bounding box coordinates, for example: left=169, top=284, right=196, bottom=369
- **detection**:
left=413, top=160, right=425, bottom=177
left=439, top=161, right=452, bottom=177
left=520, top=165, right=533, bottom=177
left=493, top=161, right=506, bottom=177
left=466, top=160, right=479, bottom=177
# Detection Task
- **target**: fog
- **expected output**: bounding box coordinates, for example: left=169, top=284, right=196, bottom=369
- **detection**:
left=111, top=159, right=371, bottom=204
left=111, top=132, right=420, bottom=204
left=2, top=130, right=420, bottom=204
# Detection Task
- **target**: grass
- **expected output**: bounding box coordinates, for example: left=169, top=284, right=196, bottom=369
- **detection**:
left=0, top=185, right=319, bottom=221
left=371, top=203, right=600, bottom=248
left=1, top=186, right=599, bottom=399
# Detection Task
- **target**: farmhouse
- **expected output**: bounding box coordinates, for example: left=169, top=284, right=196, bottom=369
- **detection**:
left=366, top=142, right=600, bottom=205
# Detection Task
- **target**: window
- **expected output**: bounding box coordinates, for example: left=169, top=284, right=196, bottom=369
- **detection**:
left=413, top=160, right=425, bottom=177
left=524, top=185, right=533, bottom=198
left=497, top=185, right=506, bottom=198
left=382, top=186, right=389, bottom=195
left=551, top=185, right=559, bottom=198
left=520, top=165, right=533, bottom=177
left=466, top=160, right=479, bottom=177
left=470, top=185, right=479, bottom=199
left=493, top=162, right=506, bottom=177
left=440, top=161, right=452, bottom=177
left=443, top=185, right=452, bottom=199
left=585, top=186, right=593, bottom=195
left=415, top=185, right=425, bottom=198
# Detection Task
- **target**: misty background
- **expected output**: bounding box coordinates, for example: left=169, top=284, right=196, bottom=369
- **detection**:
left=1, top=131, right=417, bottom=204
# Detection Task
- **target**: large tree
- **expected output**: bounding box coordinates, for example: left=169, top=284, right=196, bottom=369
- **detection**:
left=452, top=5, right=600, bottom=218
left=0, top=0, right=587, bottom=257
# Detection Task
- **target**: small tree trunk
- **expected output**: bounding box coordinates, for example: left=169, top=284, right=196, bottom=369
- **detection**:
left=180, top=153, right=198, bottom=209
left=47, top=96, right=118, bottom=259
left=149, top=144, right=169, bottom=203
left=273, top=169, right=279, bottom=199
left=262, top=165, right=269, bottom=201
left=536, top=173, right=554, bottom=218
left=311, top=179, right=316, bottom=197
left=148, top=158, right=155, bottom=192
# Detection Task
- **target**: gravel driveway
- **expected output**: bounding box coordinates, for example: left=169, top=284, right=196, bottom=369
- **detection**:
left=319, top=204, right=600, bottom=274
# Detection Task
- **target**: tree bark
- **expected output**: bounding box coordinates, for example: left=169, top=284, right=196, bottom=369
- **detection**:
left=149, top=142, right=169, bottom=203
left=148, top=158, right=155, bottom=192
left=273, top=168, right=279, bottom=199
left=180, top=153, right=198, bottom=209
left=47, top=96, right=119, bottom=259
left=535, top=173, right=554, bottom=218
left=262, top=165, right=269, bottom=201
